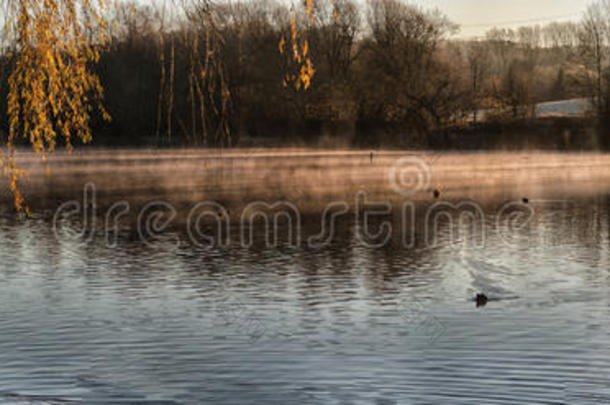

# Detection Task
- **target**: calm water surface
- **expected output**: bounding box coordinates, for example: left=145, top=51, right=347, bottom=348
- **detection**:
left=1, top=153, right=610, bottom=404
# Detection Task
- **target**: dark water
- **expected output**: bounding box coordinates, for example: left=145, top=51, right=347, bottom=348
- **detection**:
left=1, top=191, right=610, bottom=404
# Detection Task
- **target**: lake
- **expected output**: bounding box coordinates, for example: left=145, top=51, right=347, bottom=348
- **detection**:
left=0, top=150, right=609, bottom=404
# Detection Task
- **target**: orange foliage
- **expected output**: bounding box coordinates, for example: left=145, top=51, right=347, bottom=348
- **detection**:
left=4, top=0, right=110, bottom=213
left=279, top=2, right=316, bottom=92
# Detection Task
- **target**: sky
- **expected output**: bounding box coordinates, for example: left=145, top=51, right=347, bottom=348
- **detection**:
left=411, top=0, right=590, bottom=38
left=138, top=0, right=592, bottom=39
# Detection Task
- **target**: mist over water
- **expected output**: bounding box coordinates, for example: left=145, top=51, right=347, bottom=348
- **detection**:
left=5, top=149, right=610, bottom=215
left=1, top=149, right=610, bottom=404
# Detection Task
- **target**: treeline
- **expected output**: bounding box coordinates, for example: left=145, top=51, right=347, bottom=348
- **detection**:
left=0, top=0, right=609, bottom=148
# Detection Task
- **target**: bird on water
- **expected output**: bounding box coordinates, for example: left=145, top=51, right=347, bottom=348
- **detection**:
left=476, top=293, right=488, bottom=308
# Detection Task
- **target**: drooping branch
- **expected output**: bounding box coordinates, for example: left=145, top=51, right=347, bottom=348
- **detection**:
left=3, top=0, right=111, bottom=212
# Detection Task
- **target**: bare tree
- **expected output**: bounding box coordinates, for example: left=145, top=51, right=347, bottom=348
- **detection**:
left=466, top=40, right=490, bottom=123
left=580, top=1, right=608, bottom=115
left=361, top=0, right=458, bottom=132
left=312, top=0, right=361, bottom=83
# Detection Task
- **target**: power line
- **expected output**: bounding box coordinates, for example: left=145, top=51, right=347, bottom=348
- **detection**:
left=461, top=13, right=581, bottom=28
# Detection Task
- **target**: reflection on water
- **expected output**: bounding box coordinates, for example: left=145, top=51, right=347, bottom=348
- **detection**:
left=1, top=188, right=610, bottom=404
